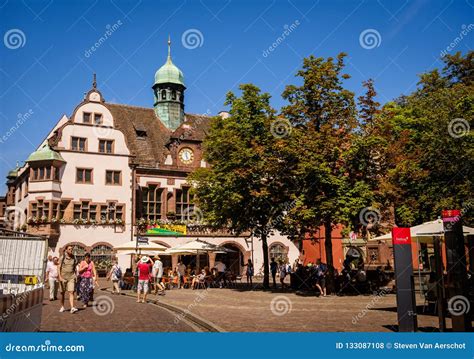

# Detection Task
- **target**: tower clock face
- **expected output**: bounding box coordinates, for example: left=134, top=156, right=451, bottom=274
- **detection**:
left=178, top=148, right=194, bottom=164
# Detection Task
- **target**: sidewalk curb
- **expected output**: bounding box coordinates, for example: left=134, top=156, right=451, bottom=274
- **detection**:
left=101, top=288, right=224, bottom=333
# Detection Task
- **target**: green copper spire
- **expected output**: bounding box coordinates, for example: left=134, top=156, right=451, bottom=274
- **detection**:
left=153, top=37, right=186, bottom=130
left=154, top=37, right=185, bottom=86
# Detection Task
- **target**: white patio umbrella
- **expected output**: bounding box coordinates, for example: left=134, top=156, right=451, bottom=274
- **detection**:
left=157, top=238, right=235, bottom=270
left=160, top=248, right=197, bottom=255
left=370, top=219, right=474, bottom=243
left=114, top=240, right=168, bottom=254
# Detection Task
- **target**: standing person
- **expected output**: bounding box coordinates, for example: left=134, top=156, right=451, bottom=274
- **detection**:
left=137, top=256, right=152, bottom=303
left=58, top=245, right=78, bottom=314
left=46, top=256, right=59, bottom=301
left=213, top=259, right=227, bottom=288
left=78, top=253, right=99, bottom=308
left=45, top=255, right=53, bottom=294
left=106, top=259, right=122, bottom=295
left=152, top=256, right=165, bottom=295
left=270, top=258, right=278, bottom=289
left=176, top=260, right=186, bottom=289
left=315, top=259, right=327, bottom=297
left=244, top=259, right=254, bottom=288
left=279, top=261, right=288, bottom=289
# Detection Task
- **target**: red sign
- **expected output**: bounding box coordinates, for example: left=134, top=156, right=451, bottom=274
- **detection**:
left=392, top=227, right=411, bottom=245
left=441, top=209, right=461, bottom=223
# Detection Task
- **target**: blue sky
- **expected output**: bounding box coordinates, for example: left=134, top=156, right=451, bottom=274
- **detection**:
left=0, top=0, right=473, bottom=184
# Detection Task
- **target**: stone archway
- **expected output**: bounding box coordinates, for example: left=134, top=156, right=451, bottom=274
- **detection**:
left=269, top=242, right=289, bottom=264
left=217, top=241, right=249, bottom=275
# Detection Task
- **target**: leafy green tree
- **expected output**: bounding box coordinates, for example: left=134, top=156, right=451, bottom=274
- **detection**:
left=377, top=51, right=473, bottom=226
left=188, top=84, right=294, bottom=288
left=280, top=53, right=365, bottom=288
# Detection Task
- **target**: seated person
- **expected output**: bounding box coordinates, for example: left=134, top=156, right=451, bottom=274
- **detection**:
left=192, top=269, right=207, bottom=289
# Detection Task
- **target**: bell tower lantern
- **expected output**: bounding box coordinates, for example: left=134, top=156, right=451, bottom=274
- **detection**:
left=153, top=37, right=186, bottom=130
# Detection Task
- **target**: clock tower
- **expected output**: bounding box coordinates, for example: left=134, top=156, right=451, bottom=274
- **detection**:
left=153, top=37, right=186, bottom=130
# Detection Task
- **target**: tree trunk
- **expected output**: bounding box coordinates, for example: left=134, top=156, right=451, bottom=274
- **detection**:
left=261, top=232, right=270, bottom=289
left=324, top=219, right=335, bottom=293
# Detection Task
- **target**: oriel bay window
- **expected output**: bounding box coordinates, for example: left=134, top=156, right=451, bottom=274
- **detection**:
left=31, top=199, right=50, bottom=220
left=30, top=165, right=60, bottom=181
left=175, top=187, right=194, bottom=221
left=141, top=185, right=163, bottom=221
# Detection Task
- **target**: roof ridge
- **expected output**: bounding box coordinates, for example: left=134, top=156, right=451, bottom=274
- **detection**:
left=185, top=113, right=212, bottom=117
left=106, top=102, right=154, bottom=111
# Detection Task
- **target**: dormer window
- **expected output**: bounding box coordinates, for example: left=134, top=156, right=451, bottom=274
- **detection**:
left=83, top=112, right=91, bottom=123
left=161, top=90, right=167, bottom=100
left=136, top=130, right=147, bottom=138
left=94, top=113, right=103, bottom=125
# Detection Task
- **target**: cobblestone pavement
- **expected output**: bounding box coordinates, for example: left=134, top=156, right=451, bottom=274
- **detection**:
left=116, top=285, right=451, bottom=332
left=41, top=279, right=453, bottom=332
left=40, top=283, right=196, bottom=332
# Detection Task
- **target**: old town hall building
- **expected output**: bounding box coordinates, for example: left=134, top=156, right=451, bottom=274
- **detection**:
left=4, top=41, right=299, bottom=273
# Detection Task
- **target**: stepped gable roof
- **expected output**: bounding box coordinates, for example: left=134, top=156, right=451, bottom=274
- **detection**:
left=105, top=103, right=171, bottom=167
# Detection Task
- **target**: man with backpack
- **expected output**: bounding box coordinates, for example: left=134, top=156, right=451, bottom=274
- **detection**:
left=107, top=259, right=122, bottom=294
left=58, top=245, right=78, bottom=313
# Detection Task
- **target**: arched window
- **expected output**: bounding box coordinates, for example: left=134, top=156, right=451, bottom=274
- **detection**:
left=161, top=90, right=167, bottom=100
left=171, top=90, right=176, bottom=100
left=269, top=243, right=288, bottom=263
left=91, top=244, right=114, bottom=273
